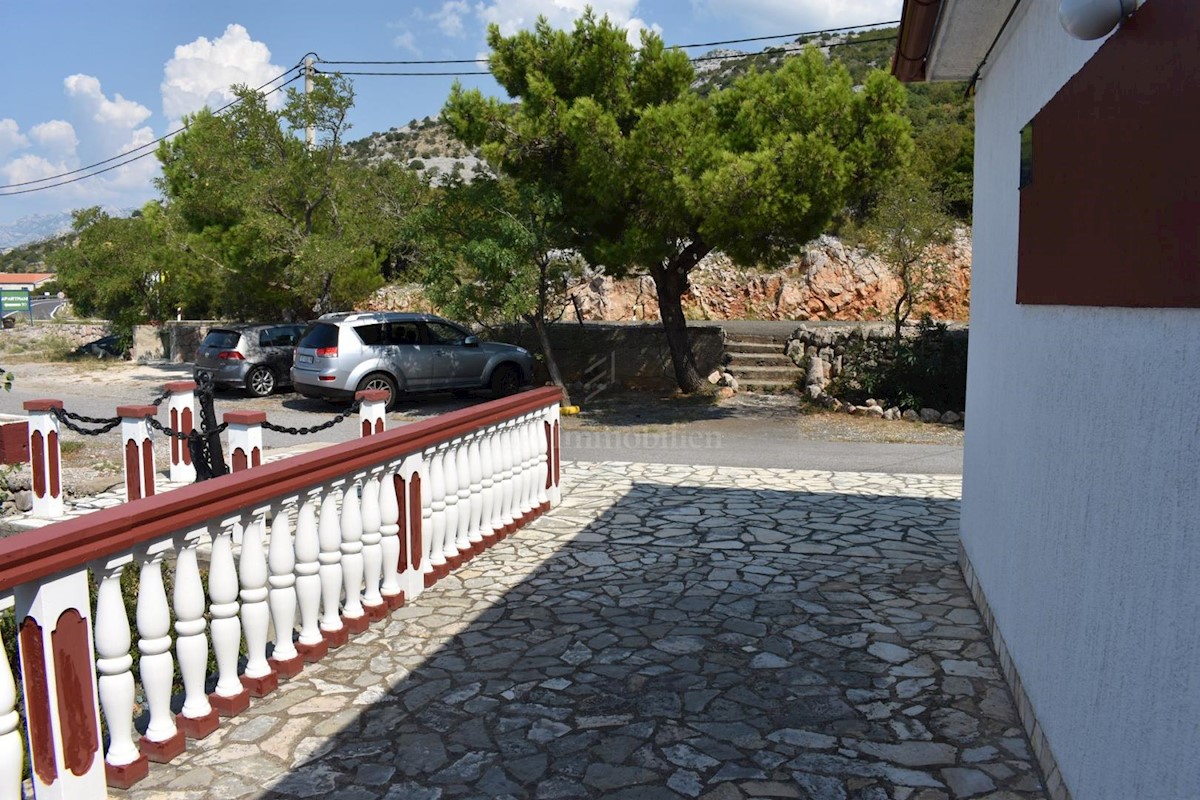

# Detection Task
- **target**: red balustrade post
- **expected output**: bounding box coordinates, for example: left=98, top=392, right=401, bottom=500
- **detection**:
left=356, top=389, right=387, bottom=437
left=23, top=400, right=63, bottom=518
left=224, top=411, right=265, bottom=472
left=117, top=405, right=158, bottom=502
left=164, top=381, right=197, bottom=483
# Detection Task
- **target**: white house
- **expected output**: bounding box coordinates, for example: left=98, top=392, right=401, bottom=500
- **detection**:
left=894, top=1, right=1200, bottom=798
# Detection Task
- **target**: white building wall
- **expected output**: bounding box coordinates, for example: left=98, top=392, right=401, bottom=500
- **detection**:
left=963, top=1, right=1200, bottom=798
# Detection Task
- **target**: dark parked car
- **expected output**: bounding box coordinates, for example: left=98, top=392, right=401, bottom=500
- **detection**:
left=291, top=312, right=534, bottom=411
left=194, top=323, right=306, bottom=397
left=74, top=334, right=127, bottom=359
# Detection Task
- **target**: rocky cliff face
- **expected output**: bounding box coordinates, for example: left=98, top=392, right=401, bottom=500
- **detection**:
left=369, top=231, right=971, bottom=323
left=568, top=230, right=971, bottom=322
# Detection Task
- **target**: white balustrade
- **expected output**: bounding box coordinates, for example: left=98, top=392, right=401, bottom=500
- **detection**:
left=174, top=528, right=217, bottom=739
left=294, top=496, right=328, bottom=661
left=360, top=476, right=386, bottom=619
left=1, top=387, right=562, bottom=796
left=268, top=505, right=302, bottom=677
left=318, top=490, right=348, bottom=647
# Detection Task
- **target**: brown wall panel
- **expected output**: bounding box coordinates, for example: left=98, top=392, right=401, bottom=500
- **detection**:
left=1017, top=0, right=1200, bottom=307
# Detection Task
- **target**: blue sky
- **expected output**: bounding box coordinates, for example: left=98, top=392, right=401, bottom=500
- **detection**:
left=0, top=0, right=900, bottom=226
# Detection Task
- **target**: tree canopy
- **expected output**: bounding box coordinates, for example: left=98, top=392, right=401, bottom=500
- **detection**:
left=446, top=11, right=913, bottom=392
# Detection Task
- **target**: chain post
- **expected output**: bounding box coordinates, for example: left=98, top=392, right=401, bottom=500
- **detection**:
left=22, top=399, right=64, bottom=518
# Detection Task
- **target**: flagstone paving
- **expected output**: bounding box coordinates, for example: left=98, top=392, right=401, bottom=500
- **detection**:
left=118, top=460, right=1045, bottom=800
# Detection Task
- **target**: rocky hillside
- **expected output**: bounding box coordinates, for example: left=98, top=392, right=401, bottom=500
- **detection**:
left=370, top=231, right=972, bottom=323
left=344, top=115, right=485, bottom=182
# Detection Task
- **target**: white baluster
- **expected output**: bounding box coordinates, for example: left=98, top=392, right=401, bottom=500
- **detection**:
left=0, top=620, right=24, bottom=800
left=442, top=442, right=462, bottom=570
left=360, top=476, right=386, bottom=620
left=318, top=490, right=348, bottom=648
left=478, top=431, right=497, bottom=547
left=517, top=416, right=534, bottom=519
left=173, top=530, right=217, bottom=740
left=536, top=414, right=551, bottom=511
left=379, top=470, right=403, bottom=609
left=428, top=448, right=447, bottom=578
left=136, top=543, right=185, bottom=762
left=208, top=522, right=249, bottom=716
left=294, top=495, right=328, bottom=661
left=340, top=483, right=368, bottom=634
left=268, top=505, right=302, bottom=678
left=420, top=452, right=436, bottom=587
left=466, top=435, right=485, bottom=553
left=93, top=557, right=147, bottom=785
left=455, top=438, right=473, bottom=559
left=239, top=517, right=277, bottom=697
left=499, top=423, right=516, bottom=535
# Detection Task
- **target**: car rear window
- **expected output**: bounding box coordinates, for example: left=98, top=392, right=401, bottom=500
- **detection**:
left=298, top=323, right=339, bottom=349
left=201, top=330, right=240, bottom=349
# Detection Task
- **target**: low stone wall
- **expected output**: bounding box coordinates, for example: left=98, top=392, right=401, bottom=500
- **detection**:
left=133, top=321, right=223, bottom=362
left=497, top=321, right=725, bottom=393
left=786, top=321, right=969, bottom=421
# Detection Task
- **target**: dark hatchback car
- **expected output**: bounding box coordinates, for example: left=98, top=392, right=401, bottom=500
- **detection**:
left=194, top=323, right=306, bottom=397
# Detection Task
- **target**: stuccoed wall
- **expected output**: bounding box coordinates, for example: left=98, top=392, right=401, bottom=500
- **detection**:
left=963, top=3, right=1200, bottom=798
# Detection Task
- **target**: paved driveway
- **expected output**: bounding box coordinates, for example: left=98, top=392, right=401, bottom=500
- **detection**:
left=123, top=461, right=1043, bottom=800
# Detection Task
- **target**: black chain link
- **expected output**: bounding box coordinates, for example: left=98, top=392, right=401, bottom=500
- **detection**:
left=262, top=400, right=361, bottom=436
left=50, top=407, right=121, bottom=436
left=150, top=388, right=170, bottom=407
left=147, top=415, right=228, bottom=440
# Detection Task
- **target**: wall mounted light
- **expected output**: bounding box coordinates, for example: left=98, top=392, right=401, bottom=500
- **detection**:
left=1059, top=0, right=1138, bottom=40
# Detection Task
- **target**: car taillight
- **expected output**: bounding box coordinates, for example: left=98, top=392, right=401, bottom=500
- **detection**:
left=316, top=347, right=338, bottom=357
left=217, top=351, right=244, bottom=360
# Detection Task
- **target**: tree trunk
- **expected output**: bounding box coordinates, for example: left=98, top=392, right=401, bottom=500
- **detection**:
left=525, top=314, right=572, bottom=406
left=651, top=241, right=711, bottom=394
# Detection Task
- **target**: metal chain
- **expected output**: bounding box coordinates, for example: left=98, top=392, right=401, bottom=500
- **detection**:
left=50, top=407, right=121, bottom=436
left=150, top=388, right=170, bottom=407
left=146, top=416, right=228, bottom=440
left=262, top=401, right=362, bottom=436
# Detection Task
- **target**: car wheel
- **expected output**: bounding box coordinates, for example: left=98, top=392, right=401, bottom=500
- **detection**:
left=358, top=372, right=400, bottom=412
left=245, top=365, right=276, bottom=397
left=489, top=363, right=521, bottom=397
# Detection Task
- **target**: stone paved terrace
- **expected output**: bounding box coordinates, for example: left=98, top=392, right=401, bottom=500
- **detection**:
left=115, top=461, right=1046, bottom=800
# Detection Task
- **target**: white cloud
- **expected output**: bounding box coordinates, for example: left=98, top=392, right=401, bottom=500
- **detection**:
left=0, top=120, right=29, bottom=160
left=0, top=153, right=67, bottom=187
left=393, top=29, right=421, bottom=54
left=160, top=23, right=286, bottom=121
left=691, top=0, right=901, bottom=34
left=29, top=121, right=78, bottom=158
left=432, top=1, right=470, bottom=37
left=64, top=74, right=152, bottom=130
left=473, top=0, right=651, bottom=40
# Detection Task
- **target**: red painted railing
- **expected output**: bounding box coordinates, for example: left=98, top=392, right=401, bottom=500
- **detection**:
left=0, top=387, right=563, bottom=798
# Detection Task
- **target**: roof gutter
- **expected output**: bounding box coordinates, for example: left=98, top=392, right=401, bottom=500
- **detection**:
left=891, top=0, right=945, bottom=82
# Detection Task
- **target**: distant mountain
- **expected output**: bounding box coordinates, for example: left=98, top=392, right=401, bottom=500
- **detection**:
left=0, top=206, right=130, bottom=252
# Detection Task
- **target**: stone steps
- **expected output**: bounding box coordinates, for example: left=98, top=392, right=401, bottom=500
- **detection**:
left=722, top=337, right=802, bottom=393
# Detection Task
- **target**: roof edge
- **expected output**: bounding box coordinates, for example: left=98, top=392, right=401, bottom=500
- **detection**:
left=892, top=0, right=945, bottom=82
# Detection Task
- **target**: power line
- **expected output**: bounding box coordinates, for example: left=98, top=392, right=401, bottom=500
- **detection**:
left=321, top=32, right=900, bottom=77
left=0, top=73, right=303, bottom=197
left=0, top=65, right=302, bottom=192
left=313, top=20, right=900, bottom=66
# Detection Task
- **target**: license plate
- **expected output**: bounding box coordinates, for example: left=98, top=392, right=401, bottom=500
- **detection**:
left=297, top=354, right=313, bottom=364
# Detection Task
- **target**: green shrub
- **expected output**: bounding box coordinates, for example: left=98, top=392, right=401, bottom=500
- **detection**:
left=826, top=317, right=968, bottom=411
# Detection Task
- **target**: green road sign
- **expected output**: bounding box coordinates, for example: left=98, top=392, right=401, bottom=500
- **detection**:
left=0, top=289, right=31, bottom=316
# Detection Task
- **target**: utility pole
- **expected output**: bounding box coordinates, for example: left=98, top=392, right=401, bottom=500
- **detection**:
left=304, top=55, right=315, bottom=151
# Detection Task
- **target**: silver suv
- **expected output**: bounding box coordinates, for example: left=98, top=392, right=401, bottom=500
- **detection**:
left=291, top=312, right=534, bottom=410
left=194, top=323, right=306, bottom=397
